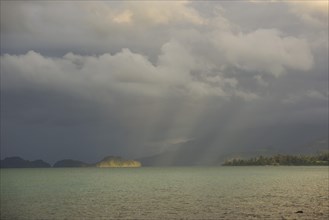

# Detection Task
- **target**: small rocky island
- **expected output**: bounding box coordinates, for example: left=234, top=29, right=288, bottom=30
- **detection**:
left=95, top=156, right=141, bottom=168
left=1, top=156, right=141, bottom=168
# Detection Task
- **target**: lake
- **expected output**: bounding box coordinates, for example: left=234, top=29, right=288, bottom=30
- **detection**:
left=1, top=167, right=328, bottom=219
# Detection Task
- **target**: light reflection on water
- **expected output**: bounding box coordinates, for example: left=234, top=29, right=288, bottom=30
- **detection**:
left=1, top=167, right=328, bottom=219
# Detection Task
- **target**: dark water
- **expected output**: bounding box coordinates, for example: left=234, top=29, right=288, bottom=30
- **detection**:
left=1, top=167, right=328, bottom=219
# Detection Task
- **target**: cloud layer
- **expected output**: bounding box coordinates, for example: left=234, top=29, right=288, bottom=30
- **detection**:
left=1, top=1, right=328, bottom=163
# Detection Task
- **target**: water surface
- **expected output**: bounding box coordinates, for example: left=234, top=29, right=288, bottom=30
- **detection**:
left=1, top=167, right=328, bottom=219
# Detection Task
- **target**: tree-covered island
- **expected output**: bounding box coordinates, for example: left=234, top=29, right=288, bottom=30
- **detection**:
left=222, top=153, right=329, bottom=166
left=1, top=156, right=141, bottom=168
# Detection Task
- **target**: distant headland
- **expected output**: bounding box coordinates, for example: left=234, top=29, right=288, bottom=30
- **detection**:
left=222, top=152, right=329, bottom=166
left=0, top=157, right=51, bottom=168
left=0, top=156, right=141, bottom=168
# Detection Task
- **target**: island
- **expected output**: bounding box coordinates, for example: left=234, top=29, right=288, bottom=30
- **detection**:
left=222, top=152, right=329, bottom=166
left=0, top=157, right=51, bottom=168
left=95, top=156, right=141, bottom=168
left=1, top=156, right=142, bottom=168
left=53, top=156, right=141, bottom=168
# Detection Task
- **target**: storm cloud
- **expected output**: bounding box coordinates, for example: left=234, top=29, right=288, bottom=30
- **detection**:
left=1, top=1, right=328, bottom=164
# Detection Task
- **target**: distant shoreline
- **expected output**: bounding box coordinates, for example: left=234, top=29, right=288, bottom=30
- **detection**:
left=0, top=156, right=141, bottom=168
left=1, top=152, right=328, bottom=168
left=222, top=153, right=329, bottom=166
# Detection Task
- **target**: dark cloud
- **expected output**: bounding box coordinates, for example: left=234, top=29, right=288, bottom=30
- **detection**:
left=1, top=1, right=328, bottom=164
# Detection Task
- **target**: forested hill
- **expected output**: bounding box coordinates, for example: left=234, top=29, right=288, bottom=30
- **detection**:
left=0, top=157, right=51, bottom=168
left=222, top=153, right=329, bottom=166
left=1, top=156, right=141, bottom=168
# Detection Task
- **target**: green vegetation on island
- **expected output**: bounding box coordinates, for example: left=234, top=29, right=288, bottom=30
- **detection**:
left=222, top=152, right=329, bottom=166
left=95, top=156, right=141, bottom=168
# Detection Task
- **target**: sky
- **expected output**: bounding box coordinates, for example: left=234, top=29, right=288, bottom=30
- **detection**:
left=1, top=1, right=328, bottom=164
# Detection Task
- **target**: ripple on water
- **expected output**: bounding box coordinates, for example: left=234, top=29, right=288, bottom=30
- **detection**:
left=1, top=167, right=328, bottom=219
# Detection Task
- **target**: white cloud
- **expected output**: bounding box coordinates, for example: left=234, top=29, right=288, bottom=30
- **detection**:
left=125, top=1, right=204, bottom=25
left=306, top=90, right=328, bottom=101
left=254, top=75, right=269, bottom=87
left=214, top=29, right=314, bottom=77
left=81, top=0, right=204, bottom=30
left=0, top=1, right=322, bottom=102
left=112, top=10, right=133, bottom=24
left=282, top=90, right=328, bottom=104
left=1, top=45, right=248, bottom=101
left=0, top=1, right=316, bottom=80
left=234, top=91, right=260, bottom=101
left=287, top=1, right=328, bottom=28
